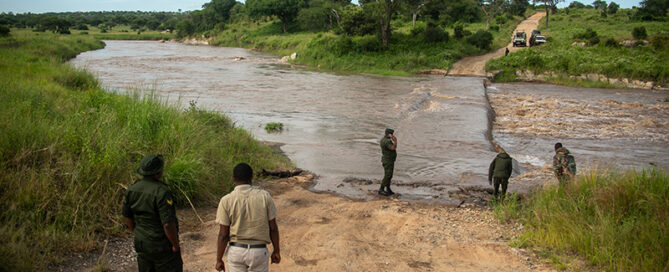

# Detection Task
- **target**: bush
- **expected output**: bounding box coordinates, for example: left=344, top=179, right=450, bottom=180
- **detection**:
left=353, top=35, right=382, bottom=52
left=74, top=24, right=89, bottom=30
left=453, top=23, right=466, bottom=39
left=410, top=22, right=426, bottom=37
left=489, top=25, right=500, bottom=32
left=466, top=30, right=493, bottom=50
left=264, top=122, right=284, bottom=132
left=651, top=34, right=669, bottom=51
left=423, top=24, right=449, bottom=43
left=574, top=27, right=600, bottom=45
left=604, top=37, right=619, bottom=47
left=79, top=31, right=88, bottom=35
left=0, top=25, right=9, bottom=36
left=339, top=8, right=377, bottom=36
left=632, top=26, right=647, bottom=40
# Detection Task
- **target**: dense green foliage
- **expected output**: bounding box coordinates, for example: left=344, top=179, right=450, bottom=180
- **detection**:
left=487, top=8, right=669, bottom=86
left=493, top=169, right=669, bottom=271
left=0, top=32, right=290, bottom=270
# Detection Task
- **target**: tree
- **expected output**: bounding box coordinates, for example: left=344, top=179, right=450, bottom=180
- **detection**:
left=636, top=0, right=669, bottom=20
left=202, top=0, right=237, bottom=23
left=592, top=0, right=607, bottom=10
left=479, top=0, right=506, bottom=30
left=508, top=0, right=530, bottom=16
left=405, top=0, right=426, bottom=27
left=175, top=19, right=195, bottom=38
left=607, top=2, right=619, bottom=14
left=246, top=0, right=305, bottom=33
left=568, top=1, right=586, bottom=8
left=362, top=0, right=401, bottom=47
left=0, top=25, right=10, bottom=37
left=535, top=0, right=564, bottom=27
left=39, top=16, right=72, bottom=34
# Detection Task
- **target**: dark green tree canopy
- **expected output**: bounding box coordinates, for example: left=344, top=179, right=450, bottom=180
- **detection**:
left=246, top=0, right=306, bottom=32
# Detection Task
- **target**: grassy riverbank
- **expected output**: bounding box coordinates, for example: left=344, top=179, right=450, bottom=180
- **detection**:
left=209, top=16, right=522, bottom=76
left=11, top=26, right=173, bottom=41
left=493, top=169, right=668, bottom=271
left=0, top=32, right=289, bottom=270
left=486, top=8, right=669, bottom=87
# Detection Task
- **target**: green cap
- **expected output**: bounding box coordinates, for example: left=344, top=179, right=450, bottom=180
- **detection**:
left=137, top=154, right=164, bottom=176
left=385, top=128, right=394, bottom=135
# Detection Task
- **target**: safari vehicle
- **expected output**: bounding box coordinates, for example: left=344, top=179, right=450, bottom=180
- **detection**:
left=534, top=35, right=546, bottom=45
left=513, top=32, right=527, bottom=47
left=529, top=29, right=541, bottom=46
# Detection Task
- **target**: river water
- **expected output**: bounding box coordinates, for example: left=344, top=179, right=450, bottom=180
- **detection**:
left=71, top=40, right=669, bottom=204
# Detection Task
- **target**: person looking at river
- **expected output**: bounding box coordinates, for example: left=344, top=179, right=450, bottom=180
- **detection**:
left=488, top=151, right=513, bottom=201
left=379, top=128, right=398, bottom=196
left=553, top=143, right=577, bottom=184
left=122, top=154, right=183, bottom=272
left=215, top=163, right=281, bottom=272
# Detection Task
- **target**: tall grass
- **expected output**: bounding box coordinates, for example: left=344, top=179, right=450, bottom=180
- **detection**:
left=0, top=32, right=290, bottom=270
left=487, top=8, right=669, bottom=86
left=492, top=169, right=669, bottom=271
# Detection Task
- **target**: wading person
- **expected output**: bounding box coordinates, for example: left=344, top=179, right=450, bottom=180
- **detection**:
left=379, top=128, right=398, bottom=196
left=553, top=143, right=577, bottom=184
left=215, top=163, right=281, bottom=272
left=488, top=151, right=513, bottom=201
left=122, top=154, right=183, bottom=272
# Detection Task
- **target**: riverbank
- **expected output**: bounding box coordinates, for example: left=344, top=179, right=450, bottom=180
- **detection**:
left=202, top=15, right=523, bottom=76
left=0, top=32, right=289, bottom=270
left=486, top=8, right=669, bottom=89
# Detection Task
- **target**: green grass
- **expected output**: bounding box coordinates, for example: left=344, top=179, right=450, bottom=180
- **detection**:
left=210, top=17, right=523, bottom=76
left=487, top=8, right=669, bottom=87
left=492, top=169, right=669, bottom=271
left=11, top=26, right=173, bottom=41
left=264, top=122, right=284, bottom=133
left=0, top=32, right=290, bottom=270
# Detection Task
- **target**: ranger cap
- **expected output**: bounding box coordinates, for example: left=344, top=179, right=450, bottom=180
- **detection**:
left=385, top=128, right=394, bottom=135
left=137, top=154, right=164, bottom=176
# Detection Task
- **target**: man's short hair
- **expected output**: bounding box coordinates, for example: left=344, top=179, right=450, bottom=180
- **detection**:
left=233, top=163, right=253, bottom=183
left=554, top=142, right=563, bottom=150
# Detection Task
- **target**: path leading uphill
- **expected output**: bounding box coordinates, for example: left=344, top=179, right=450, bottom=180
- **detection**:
left=449, top=12, right=546, bottom=77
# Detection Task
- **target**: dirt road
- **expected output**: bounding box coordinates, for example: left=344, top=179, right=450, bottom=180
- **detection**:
left=448, top=12, right=546, bottom=77
left=175, top=174, right=553, bottom=272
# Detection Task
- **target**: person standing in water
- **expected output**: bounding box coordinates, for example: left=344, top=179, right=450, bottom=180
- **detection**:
left=379, top=128, right=398, bottom=196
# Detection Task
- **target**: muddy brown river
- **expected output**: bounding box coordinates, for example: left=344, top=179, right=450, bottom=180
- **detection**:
left=71, top=40, right=669, bottom=204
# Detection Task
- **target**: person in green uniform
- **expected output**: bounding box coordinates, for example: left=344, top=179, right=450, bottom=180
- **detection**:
left=379, top=128, right=398, bottom=196
left=488, top=151, right=513, bottom=201
left=553, top=142, right=577, bottom=184
left=122, top=154, right=183, bottom=272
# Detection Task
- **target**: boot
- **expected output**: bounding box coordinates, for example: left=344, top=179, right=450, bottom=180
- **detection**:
left=385, top=186, right=395, bottom=195
left=378, top=185, right=390, bottom=196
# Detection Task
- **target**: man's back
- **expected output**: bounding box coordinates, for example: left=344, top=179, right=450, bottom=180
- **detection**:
left=123, top=177, right=177, bottom=245
left=216, top=185, right=277, bottom=244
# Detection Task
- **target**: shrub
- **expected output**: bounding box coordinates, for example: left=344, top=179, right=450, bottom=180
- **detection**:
left=466, top=30, right=493, bottom=50
left=333, top=36, right=354, bottom=56
left=339, top=8, right=377, bottom=36
left=80, top=31, right=88, bottom=35
left=652, top=34, right=669, bottom=51
left=489, top=25, right=500, bottom=32
left=0, top=25, right=9, bottom=36
left=632, top=26, right=647, bottom=40
left=353, top=35, right=382, bottom=52
left=604, top=37, right=619, bottom=47
left=423, top=23, right=449, bottom=43
left=74, top=24, right=88, bottom=30
left=410, top=22, right=426, bottom=37
left=264, top=122, right=284, bottom=132
left=453, top=23, right=466, bottom=39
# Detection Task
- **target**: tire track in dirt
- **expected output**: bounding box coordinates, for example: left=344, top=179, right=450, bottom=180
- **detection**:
left=449, top=12, right=546, bottom=77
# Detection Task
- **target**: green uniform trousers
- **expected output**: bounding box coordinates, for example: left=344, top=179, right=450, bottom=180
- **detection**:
left=382, top=162, right=394, bottom=187
left=493, top=177, right=508, bottom=199
left=137, top=250, right=183, bottom=272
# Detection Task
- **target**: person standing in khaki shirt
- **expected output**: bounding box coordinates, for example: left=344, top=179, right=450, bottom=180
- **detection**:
left=215, top=163, right=281, bottom=272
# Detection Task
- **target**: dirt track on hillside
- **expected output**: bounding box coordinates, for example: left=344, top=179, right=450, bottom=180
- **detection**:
left=448, top=12, right=546, bottom=77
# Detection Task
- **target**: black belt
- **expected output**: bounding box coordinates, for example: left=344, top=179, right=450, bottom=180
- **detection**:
left=229, top=242, right=266, bottom=248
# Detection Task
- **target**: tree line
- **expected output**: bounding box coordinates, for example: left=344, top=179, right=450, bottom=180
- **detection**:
left=1, top=0, right=665, bottom=45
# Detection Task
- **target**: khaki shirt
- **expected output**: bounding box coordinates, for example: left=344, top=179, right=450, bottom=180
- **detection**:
left=216, top=184, right=277, bottom=244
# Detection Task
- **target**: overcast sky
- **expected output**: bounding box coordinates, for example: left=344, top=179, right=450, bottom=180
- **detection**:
left=0, top=0, right=644, bottom=14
